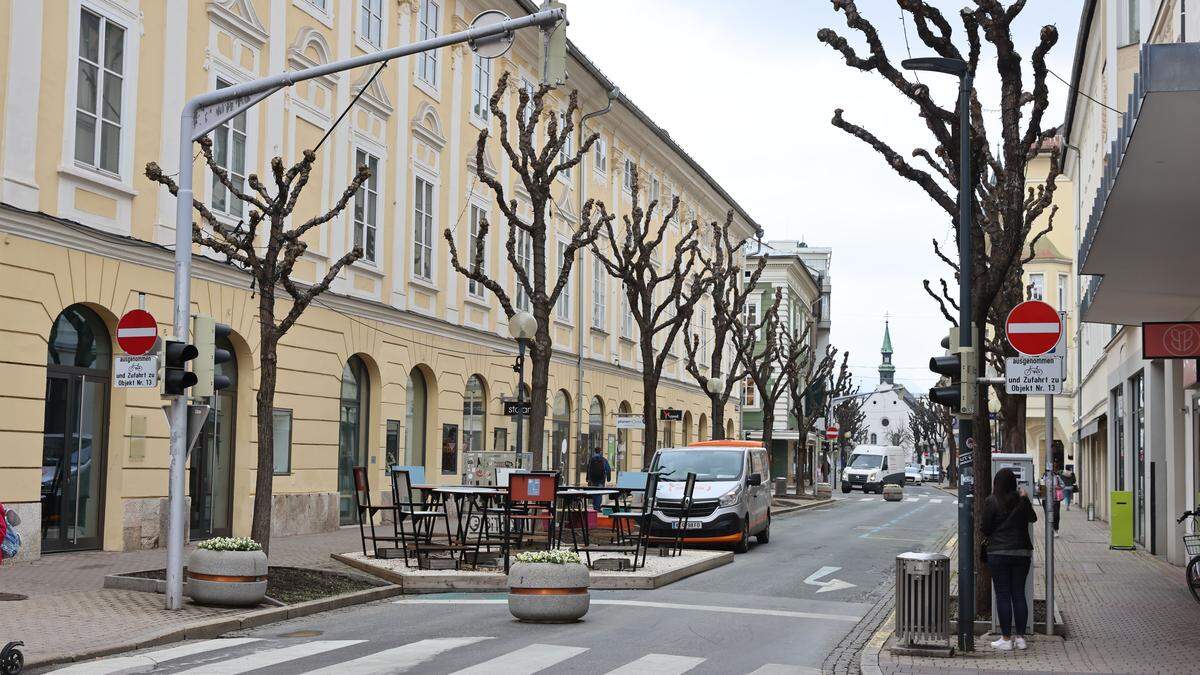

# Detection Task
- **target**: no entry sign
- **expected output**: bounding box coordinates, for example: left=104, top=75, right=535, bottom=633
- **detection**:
left=1005, top=300, right=1061, bottom=356
left=825, top=426, right=839, bottom=440
left=117, top=309, right=158, bottom=355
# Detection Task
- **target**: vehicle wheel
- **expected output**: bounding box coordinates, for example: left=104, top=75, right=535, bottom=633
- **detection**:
left=841, top=484, right=851, bottom=494
left=734, top=518, right=751, bottom=553
left=756, top=513, right=771, bottom=544
left=1187, top=557, right=1200, bottom=603
left=1, top=649, right=22, bottom=675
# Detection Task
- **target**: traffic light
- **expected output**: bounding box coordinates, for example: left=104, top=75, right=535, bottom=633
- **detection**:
left=193, top=315, right=233, bottom=398
left=928, top=326, right=978, bottom=417
left=163, top=339, right=198, bottom=396
left=541, top=1, right=567, bottom=86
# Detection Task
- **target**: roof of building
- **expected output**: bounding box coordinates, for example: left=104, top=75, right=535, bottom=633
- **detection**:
left=1030, top=235, right=1070, bottom=262
left=881, top=320, right=893, bottom=354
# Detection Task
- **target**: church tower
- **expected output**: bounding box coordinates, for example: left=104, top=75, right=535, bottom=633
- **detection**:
left=879, top=319, right=896, bottom=385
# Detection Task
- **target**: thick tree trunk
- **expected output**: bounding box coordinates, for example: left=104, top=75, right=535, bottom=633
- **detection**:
left=251, top=288, right=277, bottom=555
left=528, top=333, right=551, bottom=471
left=640, top=342, right=659, bottom=467
left=710, top=394, right=724, bottom=440
left=760, top=409, right=774, bottom=461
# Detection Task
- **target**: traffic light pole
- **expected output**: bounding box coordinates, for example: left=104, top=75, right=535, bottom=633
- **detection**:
left=955, top=70, right=976, bottom=653
left=162, top=7, right=566, bottom=610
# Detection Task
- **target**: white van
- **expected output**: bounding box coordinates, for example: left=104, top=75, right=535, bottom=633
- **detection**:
left=841, top=445, right=907, bottom=494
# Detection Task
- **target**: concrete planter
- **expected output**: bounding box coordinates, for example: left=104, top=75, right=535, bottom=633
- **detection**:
left=507, top=562, right=590, bottom=623
left=816, top=483, right=832, bottom=499
left=883, top=484, right=904, bottom=502
left=187, top=548, right=268, bottom=607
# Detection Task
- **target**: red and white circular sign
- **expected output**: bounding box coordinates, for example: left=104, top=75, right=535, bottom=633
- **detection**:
left=825, top=426, right=839, bottom=440
left=117, top=309, right=158, bottom=355
left=1005, top=300, right=1061, bottom=356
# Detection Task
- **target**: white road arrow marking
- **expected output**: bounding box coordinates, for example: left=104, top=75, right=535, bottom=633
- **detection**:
left=803, top=566, right=857, bottom=594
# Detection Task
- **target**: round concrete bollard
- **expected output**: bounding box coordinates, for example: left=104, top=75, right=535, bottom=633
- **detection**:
left=883, top=484, right=904, bottom=502
left=186, top=548, right=268, bottom=607
left=816, top=483, right=832, bottom=499
left=507, top=561, right=590, bottom=623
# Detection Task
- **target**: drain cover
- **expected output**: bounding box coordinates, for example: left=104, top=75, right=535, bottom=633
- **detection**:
left=279, top=630, right=323, bottom=638
left=0, top=593, right=28, bottom=601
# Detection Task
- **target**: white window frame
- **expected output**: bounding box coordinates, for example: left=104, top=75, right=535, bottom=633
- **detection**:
left=593, top=135, right=607, bottom=177
left=556, top=239, right=572, bottom=322
left=1118, top=0, right=1140, bottom=46
left=621, top=292, right=633, bottom=340
left=515, top=227, right=533, bottom=311
left=416, top=0, right=440, bottom=91
left=208, top=77, right=250, bottom=219
left=358, top=0, right=385, bottom=50
left=744, top=377, right=758, bottom=409
left=294, top=0, right=334, bottom=28
left=353, top=149, right=380, bottom=264
left=73, top=5, right=127, bottom=178
left=1029, top=273, right=1045, bottom=301
left=745, top=297, right=760, bottom=328
left=700, top=307, right=709, bottom=356
left=592, top=254, right=606, bottom=330
left=471, top=54, right=492, bottom=126
left=412, top=173, right=436, bottom=282
left=623, top=158, right=636, bottom=195
left=649, top=176, right=660, bottom=204
left=557, top=111, right=573, bottom=179
left=467, top=200, right=488, bottom=299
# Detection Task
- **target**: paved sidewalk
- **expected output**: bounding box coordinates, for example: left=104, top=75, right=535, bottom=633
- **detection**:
left=870, top=502, right=1197, bottom=673
left=0, top=527, right=362, bottom=666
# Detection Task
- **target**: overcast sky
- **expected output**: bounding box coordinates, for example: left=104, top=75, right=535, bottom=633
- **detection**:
left=566, top=0, right=1082, bottom=394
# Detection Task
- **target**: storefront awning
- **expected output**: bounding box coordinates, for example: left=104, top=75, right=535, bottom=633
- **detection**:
left=1079, top=43, right=1200, bottom=324
left=1076, top=414, right=1106, bottom=442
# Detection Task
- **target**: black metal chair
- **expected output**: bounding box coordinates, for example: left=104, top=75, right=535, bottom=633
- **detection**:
left=669, top=472, right=698, bottom=556
left=351, top=466, right=406, bottom=559
left=390, top=468, right=469, bottom=569
left=579, top=471, right=661, bottom=570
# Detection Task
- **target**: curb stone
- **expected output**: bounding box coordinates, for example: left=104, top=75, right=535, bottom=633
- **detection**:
left=24, top=584, right=403, bottom=670
left=771, top=498, right=833, bottom=515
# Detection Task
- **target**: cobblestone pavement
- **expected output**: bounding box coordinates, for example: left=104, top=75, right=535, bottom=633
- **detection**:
left=871, top=501, right=1198, bottom=674
left=0, top=527, right=362, bottom=665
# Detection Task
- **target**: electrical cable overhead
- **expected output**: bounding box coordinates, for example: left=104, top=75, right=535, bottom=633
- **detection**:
left=314, top=60, right=389, bottom=153
left=1048, top=67, right=1122, bottom=115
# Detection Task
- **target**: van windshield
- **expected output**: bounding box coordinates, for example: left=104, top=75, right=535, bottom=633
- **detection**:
left=652, top=450, right=744, bottom=481
left=849, top=453, right=883, bottom=469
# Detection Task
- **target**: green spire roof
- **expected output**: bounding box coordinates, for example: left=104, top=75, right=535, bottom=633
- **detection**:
left=881, top=320, right=893, bottom=354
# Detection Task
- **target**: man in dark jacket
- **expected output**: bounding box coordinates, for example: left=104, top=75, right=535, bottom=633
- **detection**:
left=586, top=448, right=612, bottom=510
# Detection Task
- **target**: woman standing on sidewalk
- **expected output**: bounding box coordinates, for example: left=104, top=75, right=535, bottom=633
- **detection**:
left=982, top=468, right=1038, bottom=651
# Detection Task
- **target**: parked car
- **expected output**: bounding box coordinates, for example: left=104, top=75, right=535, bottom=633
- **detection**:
left=922, top=465, right=942, bottom=483
left=904, top=465, right=924, bottom=484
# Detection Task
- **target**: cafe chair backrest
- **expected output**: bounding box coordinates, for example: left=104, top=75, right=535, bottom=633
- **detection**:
left=681, top=472, right=698, bottom=508
left=391, top=465, right=425, bottom=487
left=392, top=468, right=416, bottom=507
left=509, top=472, right=557, bottom=503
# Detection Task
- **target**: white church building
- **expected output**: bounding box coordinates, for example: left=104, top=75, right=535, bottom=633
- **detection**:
left=859, top=321, right=919, bottom=454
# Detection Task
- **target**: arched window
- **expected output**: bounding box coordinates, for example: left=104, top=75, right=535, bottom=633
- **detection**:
left=42, top=305, right=111, bottom=552
left=871, top=433, right=878, bottom=445
left=552, top=390, right=570, bottom=472
left=698, top=413, right=709, bottom=442
left=682, top=411, right=693, bottom=446
left=406, top=368, right=428, bottom=468
left=462, top=375, right=486, bottom=468
left=589, top=397, right=605, bottom=466
left=338, top=356, right=370, bottom=525
left=617, top=401, right=633, bottom=471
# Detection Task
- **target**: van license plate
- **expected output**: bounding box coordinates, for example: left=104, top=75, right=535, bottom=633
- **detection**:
left=672, top=521, right=703, bottom=529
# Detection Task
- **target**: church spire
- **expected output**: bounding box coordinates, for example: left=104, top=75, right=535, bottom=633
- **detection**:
left=879, top=316, right=896, bottom=385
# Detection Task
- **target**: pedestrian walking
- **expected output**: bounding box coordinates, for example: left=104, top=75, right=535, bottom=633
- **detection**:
left=1062, top=466, right=1077, bottom=510
left=586, top=447, right=611, bottom=511
left=981, top=468, right=1037, bottom=651
left=1047, top=470, right=1065, bottom=535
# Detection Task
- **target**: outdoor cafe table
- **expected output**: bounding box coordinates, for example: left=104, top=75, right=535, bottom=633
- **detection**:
left=413, top=485, right=504, bottom=546
left=555, top=488, right=619, bottom=554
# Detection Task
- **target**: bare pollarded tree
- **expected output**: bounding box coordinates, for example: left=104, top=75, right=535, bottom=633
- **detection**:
left=819, top=0, right=1063, bottom=604
left=783, top=331, right=838, bottom=491
left=683, top=217, right=766, bottom=440
left=732, top=288, right=806, bottom=456
left=446, top=73, right=611, bottom=471
left=591, top=166, right=707, bottom=464
left=146, top=138, right=369, bottom=554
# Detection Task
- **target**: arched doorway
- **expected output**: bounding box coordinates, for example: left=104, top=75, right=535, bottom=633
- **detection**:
left=698, top=413, right=709, bottom=442
left=338, top=356, right=370, bottom=525
left=617, top=401, right=632, bottom=471
left=406, top=367, right=429, bottom=468
left=461, top=375, right=487, bottom=479
left=190, top=330, right=238, bottom=539
left=726, top=419, right=735, bottom=440
left=682, top=411, right=693, bottom=446
left=552, top=390, right=571, bottom=472
left=41, top=304, right=111, bottom=552
left=589, top=397, right=605, bottom=474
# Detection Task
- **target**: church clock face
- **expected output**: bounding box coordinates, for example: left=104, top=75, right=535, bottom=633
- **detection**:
left=881, top=417, right=890, bottom=427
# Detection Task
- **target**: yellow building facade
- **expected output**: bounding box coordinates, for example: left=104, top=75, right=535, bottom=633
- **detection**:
left=0, top=0, right=754, bottom=559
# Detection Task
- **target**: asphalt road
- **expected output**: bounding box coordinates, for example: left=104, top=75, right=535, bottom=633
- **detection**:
left=42, top=484, right=957, bottom=674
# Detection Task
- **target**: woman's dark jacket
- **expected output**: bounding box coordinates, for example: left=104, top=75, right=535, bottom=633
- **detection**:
left=981, top=494, right=1038, bottom=552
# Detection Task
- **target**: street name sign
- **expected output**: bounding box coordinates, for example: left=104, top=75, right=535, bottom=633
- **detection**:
left=1005, top=300, right=1062, bottom=356
left=114, top=355, right=158, bottom=388
left=1005, top=356, right=1063, bottom=394
left=117, top=309, right=158, bottom=355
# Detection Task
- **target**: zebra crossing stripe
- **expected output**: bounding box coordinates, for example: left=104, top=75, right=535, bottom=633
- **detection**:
left=859, top=497, right=873, bottom=501
left=747, top=665, right=822, bottom=674
left=605, top=653, right=706, bottom=674
left=175, top=640, right=364, bottom=674
left=450, top=643, right=588, bottom=674
left=49, top=639, right=263, bottom=674
left=904, top=497, right=918, bottom=502
left=302, top=637, right=492, bottom=674
left=930, top=499, right=943, bottom=504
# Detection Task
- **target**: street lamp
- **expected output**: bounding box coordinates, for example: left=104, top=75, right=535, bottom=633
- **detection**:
left=902, top=55, right=974, bottom=653
left=706, top=375, right=725, bottom=439
left=509, top=311, right=537, bottom=468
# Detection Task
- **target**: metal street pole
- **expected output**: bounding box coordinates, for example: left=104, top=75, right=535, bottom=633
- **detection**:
left=516, top=340, right=527, bottom=469
left=163, top=7, right=566, bottom=610
left=1044, top=393, right=1054, bottom=635
left=955, top=69, right=976, bottom=653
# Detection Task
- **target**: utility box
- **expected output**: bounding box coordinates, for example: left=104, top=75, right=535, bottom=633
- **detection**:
left=990, top=452, right=1035, bottom=636
left=1110, top=491, right=1135, bottom=549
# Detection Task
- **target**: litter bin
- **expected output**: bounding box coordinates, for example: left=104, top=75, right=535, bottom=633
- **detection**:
left=774, top=477, right=788, bottom=497
left=895, top=552, right=951, bottom=649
